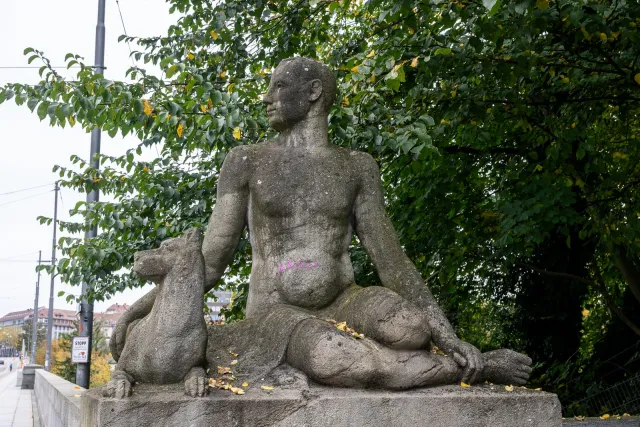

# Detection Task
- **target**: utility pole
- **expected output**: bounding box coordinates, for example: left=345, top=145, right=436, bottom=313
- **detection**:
left=76, top=0, right=106, bottom=388
left=44, top=182, right=59, bottom=371
left=31, top=250, right=42, bottom=363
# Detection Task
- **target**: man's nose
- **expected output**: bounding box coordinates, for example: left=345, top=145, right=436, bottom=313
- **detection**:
left=262, top=88, right=273, bottom=105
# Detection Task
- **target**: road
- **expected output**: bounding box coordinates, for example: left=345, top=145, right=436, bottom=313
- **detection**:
left=0, top=357, right=35, bottom=427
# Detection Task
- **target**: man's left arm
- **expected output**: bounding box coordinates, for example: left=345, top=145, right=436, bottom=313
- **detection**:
left=352, top=152, right=483, bottom=383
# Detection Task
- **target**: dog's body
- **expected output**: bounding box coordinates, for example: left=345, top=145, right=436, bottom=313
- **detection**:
left=105, top=228, right=208, bottom=398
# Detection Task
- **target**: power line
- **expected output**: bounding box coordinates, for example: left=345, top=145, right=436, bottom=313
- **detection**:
left=115, top=0, right=136, bottom=66
left=0, top=183, right=54, bottom=196
left=0, top=190, right=52, bottom=208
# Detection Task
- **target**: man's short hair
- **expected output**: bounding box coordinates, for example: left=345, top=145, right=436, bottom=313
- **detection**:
left=277, top=57, right=337, bottom=113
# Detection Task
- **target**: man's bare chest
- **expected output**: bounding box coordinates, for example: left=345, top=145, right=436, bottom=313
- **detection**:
left=248, top=151, right=359, bottom=218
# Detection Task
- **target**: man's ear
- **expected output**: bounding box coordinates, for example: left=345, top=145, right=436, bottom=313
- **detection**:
left=308, top=79, right=322, bottom=103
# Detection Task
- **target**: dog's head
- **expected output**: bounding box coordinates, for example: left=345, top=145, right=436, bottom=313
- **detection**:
left=133, top=228, right=202, bottom=283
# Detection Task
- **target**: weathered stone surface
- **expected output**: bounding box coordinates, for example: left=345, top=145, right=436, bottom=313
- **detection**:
left=20, top=363, right=43, bottom=389
left=34, top=369, right=85, bottom=427
left=82, top=382, right=562, bottom=427
left=110, top=57, right=533, bottom=393
left=106, top=228, right=207, bottom=397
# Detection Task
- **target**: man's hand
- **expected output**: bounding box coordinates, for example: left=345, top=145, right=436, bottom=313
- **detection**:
left=439, top=337, right=484, bottom=384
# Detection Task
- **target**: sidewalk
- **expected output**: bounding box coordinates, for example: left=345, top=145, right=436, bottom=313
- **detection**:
left=0, top=368, right=37, bottom=427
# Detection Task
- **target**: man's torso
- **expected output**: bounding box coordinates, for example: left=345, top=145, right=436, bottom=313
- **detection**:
left=239, top=140, right=368, bottom=316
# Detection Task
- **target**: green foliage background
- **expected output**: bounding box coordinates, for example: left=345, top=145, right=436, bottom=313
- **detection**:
left=1, top=0, right=640, bottom=415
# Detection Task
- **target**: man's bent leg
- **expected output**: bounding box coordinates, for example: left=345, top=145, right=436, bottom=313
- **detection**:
left=286, top=318, right=460, bottom=389
left=329, top=286, right=431, bottom=351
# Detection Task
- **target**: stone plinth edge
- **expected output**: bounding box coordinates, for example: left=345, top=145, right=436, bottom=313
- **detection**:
left=82, top=383, right=562, bottom=427
left=34, top=369, right=86, bottom=427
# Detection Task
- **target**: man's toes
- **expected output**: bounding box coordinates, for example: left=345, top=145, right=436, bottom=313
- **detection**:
left=198, top=376, right=206, bottom=396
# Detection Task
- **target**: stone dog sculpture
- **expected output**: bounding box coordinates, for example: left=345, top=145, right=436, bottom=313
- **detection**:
left=105, top=228, right=208, bottom=398
left=111, top=57, right=532, bottom=393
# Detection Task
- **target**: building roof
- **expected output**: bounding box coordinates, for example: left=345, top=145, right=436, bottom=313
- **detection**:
left=105, top=303, right=130, bottom=313
left=0, top=307, right=43, bottom=323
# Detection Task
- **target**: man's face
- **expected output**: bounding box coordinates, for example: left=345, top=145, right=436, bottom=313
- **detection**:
left=262, top=62, right=311, bottom=131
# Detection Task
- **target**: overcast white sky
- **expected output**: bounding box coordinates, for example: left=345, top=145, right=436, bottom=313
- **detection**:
left=0, top=0, right=177, bottom=317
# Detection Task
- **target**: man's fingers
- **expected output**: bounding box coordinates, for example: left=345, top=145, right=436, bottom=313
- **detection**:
left=461, top=364, right=473, bottom=384
left=468, top=352, right=481, bottom=384
left=452, top=352, right=467, bottom=367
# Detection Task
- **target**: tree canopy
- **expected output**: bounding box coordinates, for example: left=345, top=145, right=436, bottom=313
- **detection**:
left=1, top=0, right=639, bottom=415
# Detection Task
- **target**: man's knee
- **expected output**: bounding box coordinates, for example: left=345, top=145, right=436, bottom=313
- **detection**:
left=343, top=287, right=431, bottom=350
left=380, top=303, right=431, bottom=350
left=287, top=319, right=377, bottom=387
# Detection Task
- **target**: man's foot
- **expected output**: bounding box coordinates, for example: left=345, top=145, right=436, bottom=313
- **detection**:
left=481, top=349, right=532, bottom=386
left=184, top=367, right=208, bottom=397
left=103, top=371, right=134, bottom=398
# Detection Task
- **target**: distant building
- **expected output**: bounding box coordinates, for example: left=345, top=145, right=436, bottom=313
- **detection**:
left=206, top=291, right=233, bottom=322
left=0, top=307, right=76, bottom=340
left=94, top=303, right=130, bottom=349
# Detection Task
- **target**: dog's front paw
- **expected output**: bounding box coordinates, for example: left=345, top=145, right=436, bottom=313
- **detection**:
left=184, top=367, right=208, bottom=397
left=103, top=371, right=134, bottom=398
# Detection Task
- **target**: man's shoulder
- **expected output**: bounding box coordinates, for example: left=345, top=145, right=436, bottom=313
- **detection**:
left=343, top=148, right=379, bottom=172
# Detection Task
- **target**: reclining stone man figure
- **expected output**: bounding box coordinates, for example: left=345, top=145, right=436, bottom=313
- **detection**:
left=112, top=57, right=532, bottom=391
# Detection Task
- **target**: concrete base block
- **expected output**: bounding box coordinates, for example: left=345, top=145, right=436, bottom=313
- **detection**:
left=21, top=364, right=43, bottom=389
left=82, top=383, right=562, bottom=427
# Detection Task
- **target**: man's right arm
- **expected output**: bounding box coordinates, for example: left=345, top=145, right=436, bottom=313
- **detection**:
left=202, top=146, right=251, bottom=291
left=112, top=147, right=250, bottom=360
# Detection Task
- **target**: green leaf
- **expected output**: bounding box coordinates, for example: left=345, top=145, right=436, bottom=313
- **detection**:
left=482, top=0, right=501, bottom=14
left=434, top=48, right=451, bottom=56
left=37, top=101, right=50, bottom=121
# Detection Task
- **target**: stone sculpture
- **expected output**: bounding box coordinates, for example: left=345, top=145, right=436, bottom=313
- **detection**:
left=105, top=228, right=208, bottom=398
left=110, top=57, right=532, bottom=393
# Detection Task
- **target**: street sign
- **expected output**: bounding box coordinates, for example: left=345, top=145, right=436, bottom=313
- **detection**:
left=71, top=337, right=89, bottom=363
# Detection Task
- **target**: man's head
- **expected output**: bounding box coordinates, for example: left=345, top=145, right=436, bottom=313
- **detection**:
left=262, top=57, right=337, bottom=131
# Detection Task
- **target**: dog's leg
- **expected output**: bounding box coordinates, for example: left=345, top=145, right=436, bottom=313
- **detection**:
left=184, top=367, right=208, bottom=397
left=103, top=370, right=134, bottom=398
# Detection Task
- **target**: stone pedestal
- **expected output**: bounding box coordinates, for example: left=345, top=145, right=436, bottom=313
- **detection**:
left=82, top=383, right=561, bottom=427
left=20, top=364, right=43, bottom=389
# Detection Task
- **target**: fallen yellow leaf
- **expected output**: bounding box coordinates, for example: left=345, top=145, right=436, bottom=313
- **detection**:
left=534, top=388, right=542, bottom=391
left=261, top=385, right=274, bottom=391
left=350, top=65, right=359, bottom=73
left=600, top=414, right=610, bottom=420
left=231, top=360, right=238, bottom=365
left=575, top=416, right=585, bottom=421
left=460, top=382, right=471, bottom=388
left=242, top=382, right=249, bottom=387
left=177, top=124, right=184, bottom=138
left=233, top=127, right=241, bottom=140
left=73, top=394, right=81, bottom=398
left=211, top=29, right=219, bottom=40
left=623, top=413, right=631, bottom=417
left=217, top=366, right=232, bottom=375
left=366, top=50, right=375, bottom=58
left=505, top=385, right=514, bottom=392
left=74, top=385, right=81, bottom=389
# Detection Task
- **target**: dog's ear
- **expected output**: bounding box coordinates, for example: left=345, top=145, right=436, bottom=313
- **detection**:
left=183, top=227, right=202, bottom=247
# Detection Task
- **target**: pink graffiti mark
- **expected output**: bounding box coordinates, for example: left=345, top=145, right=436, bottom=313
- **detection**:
left=277, top=259, right=319, bottom=274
